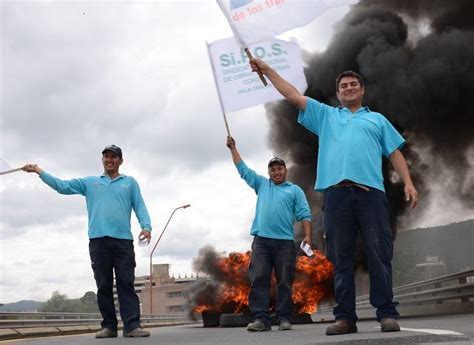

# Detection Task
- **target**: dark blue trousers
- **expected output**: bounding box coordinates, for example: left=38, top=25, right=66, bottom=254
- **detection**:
left=248, top=236, right=296, bottom=326
left=89, top=237, right=141, bottom=332
left=323, top=186, right=399, bottom=324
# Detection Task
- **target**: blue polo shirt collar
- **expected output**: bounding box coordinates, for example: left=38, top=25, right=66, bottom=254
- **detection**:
left=271, top=180, right=291, bottom=187
left=100, top=173, right=125, bottom=182
left=338, top=106, right=370, bottom=114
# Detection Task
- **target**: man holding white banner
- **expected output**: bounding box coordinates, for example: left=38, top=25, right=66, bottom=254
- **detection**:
left=226, top=135, right=312, bottom=332
left=248, top=58, right=419, bottom=335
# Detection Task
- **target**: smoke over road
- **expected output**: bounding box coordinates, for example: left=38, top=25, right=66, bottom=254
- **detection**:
left=266, top=0, right=474, bottom=242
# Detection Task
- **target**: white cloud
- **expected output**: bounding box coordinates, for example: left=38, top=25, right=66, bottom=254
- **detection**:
left=0, top=0, right=350, bottom=303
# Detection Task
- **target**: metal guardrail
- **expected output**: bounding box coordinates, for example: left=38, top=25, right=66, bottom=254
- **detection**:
left=3, top=270, right=473, bottom=329
left=356, top=269, right=474, bottom=306
left=0, top=312, right=190, bottom=329
left=317, top=269, right=474, bottom=316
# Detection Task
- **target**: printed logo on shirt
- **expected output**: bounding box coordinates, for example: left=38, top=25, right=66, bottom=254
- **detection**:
left=120, top=184, right=130, bottom=189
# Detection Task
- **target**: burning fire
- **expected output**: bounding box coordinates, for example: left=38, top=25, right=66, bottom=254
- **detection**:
left=191, top=249, right=333, bottom=315
left=293, top=250, right=333, bottom=313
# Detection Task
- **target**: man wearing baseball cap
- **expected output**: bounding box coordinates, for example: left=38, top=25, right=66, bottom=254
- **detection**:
left=226, top=136, right=312, bottom=332
left=23, top=145, right=152, bottom=338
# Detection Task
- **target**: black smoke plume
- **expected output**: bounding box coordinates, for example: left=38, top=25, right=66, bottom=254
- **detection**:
left=266, top=0, right=474, bottom=250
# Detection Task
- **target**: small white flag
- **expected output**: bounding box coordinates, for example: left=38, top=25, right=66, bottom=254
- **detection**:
left=217, top=0, right=358, bottom=49
left=208, top=37, right=307, bottom=112
left=0, top=158, right=22, bottom=175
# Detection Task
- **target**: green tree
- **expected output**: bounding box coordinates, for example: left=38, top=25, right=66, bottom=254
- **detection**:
left=39, top=290, right=99, bottom=313
left=40, top=291, right=69, bottom=312
left=79, top=291, right=99, bottom=313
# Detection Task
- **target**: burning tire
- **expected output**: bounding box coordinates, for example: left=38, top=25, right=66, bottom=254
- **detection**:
left=219, top=313, right=252, bottom=327
left=292, top=312, right=313, bottom=324
left=202, top=311, right=221, bottom=327
left=218, top=312, right=313, bottom=327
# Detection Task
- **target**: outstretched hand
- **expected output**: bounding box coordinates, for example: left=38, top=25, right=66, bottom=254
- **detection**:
left=22, top=164, right=40, bottom=174
left=226, top=136, right=236, bottom=149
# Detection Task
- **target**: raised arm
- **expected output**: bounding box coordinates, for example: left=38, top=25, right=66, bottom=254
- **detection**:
left=249, top=58, right=307, bottom=110
left=226, top=136, right=242, bottom=165
left=389, top=150, right=419, bottom=209
left=22, top=164, right=86, bottom=195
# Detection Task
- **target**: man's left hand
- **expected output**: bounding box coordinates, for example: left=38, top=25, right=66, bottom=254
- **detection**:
left=405, top=184, right=419, bottom=209
left=140, top=230, right=151, bottom=241
left=302, top=235, right=312, bottom=247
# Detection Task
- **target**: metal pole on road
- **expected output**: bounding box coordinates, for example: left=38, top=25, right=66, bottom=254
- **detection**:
left=149, top=204, right=191, bottom=315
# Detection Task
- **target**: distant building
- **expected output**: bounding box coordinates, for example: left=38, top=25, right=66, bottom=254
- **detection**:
left=416, top=256, right=447, bottom=280
left=114, top=264, right=197, bottom=315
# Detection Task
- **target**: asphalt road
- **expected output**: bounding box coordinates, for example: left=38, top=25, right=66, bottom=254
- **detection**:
left=4, top=314, right=474, bottom=345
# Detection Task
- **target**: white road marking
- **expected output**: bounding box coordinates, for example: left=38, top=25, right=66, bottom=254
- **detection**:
left=375, top=326, right=466, bottom=336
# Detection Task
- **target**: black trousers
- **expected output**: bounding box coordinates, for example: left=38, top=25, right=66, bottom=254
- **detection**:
left=323, top=186, right=399, bottom=324
left=89, top=236, right=140, bottom=332
left=248, top=236, right=296, bottom=326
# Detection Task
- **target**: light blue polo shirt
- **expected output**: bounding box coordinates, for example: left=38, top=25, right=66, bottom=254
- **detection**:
left=298, top=98, right=405, bottom=192
left=236, top=161, right=311, bottom=240
left=39, top=172, right=152, bottom=240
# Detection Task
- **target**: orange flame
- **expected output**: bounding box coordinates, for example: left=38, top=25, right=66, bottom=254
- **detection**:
left=293, top=250, right=333, bottom=313
left=193, top=249, right=333, bottom=315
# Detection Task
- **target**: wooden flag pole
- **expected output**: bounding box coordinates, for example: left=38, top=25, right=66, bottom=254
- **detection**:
left=206, top=41, right=232, bottom=137
left=244, top=48, right=268, bottom=86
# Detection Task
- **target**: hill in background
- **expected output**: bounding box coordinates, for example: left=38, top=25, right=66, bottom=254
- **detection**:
left=0, top=300, right=43, bottom=312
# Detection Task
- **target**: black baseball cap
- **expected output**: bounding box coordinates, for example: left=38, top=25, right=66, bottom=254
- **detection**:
left=268, top=157, right=286, bottom=167
left=102, top=145, right=122, bottom=158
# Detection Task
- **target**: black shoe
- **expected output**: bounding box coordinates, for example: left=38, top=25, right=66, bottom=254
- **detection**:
left=247, top=319, right=271, bottom=332
left=381, top=318, right=400, bottom=332
left=326, top=320, right=357, bottom=336
left=95, top=328, right=117, bottom=338
left=123, top=327, right=150, bottom=337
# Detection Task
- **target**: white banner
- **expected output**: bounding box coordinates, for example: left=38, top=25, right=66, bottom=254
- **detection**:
left=0, top=158, right=21, bottom=175
left=217, top=0, right=358, bottom=48
left=208, top=37, right=307, bottom=113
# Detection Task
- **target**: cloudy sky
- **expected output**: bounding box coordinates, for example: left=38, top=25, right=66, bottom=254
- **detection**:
left=0, top=0, right=355, bottom=303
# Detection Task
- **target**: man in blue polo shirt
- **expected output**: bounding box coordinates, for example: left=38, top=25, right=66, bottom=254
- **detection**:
left=226, top=136, right=312, bottom=332
left=249, top=59, right=419, bottom=335
left=23, top=145, right=152, bottom=338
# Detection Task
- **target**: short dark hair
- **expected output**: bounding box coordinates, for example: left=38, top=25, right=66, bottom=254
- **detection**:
left=336, top=70, right=364, bottom=91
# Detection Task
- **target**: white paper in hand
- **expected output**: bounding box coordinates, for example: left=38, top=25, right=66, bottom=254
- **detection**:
left=300, top=241, right=314, bottom=257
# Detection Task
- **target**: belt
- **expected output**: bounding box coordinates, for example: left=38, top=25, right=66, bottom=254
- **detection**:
left=333, top=180, right=370, bottom=192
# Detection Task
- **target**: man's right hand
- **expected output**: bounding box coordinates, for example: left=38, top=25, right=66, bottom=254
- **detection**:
left=22, top=164, right=42, bottom=174
left=226, top=136, right=236, bottom=149
left=249, top=58, right=269, bottom=75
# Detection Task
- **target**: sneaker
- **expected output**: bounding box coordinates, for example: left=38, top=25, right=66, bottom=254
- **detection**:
left=278, top=319, right=292, bottom=331
left=246, top=319, right=271, bottom=332
left=326, top=320, right=357, bottom=336
left=123, top=327, right=151, bottom=338
left=95, top=328, right=117, bottom=338
left=381, top=318, right=400, bottom=332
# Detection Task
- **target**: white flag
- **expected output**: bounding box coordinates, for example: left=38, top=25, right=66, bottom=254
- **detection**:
left=208, top=37, right=307, bottom=113
left=217, top=0, right=358, bottom=48
left=0, top=158, right=22, bottom=175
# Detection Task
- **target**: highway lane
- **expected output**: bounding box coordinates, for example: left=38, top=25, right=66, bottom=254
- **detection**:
left=3, top=314, right=473, bottom=345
